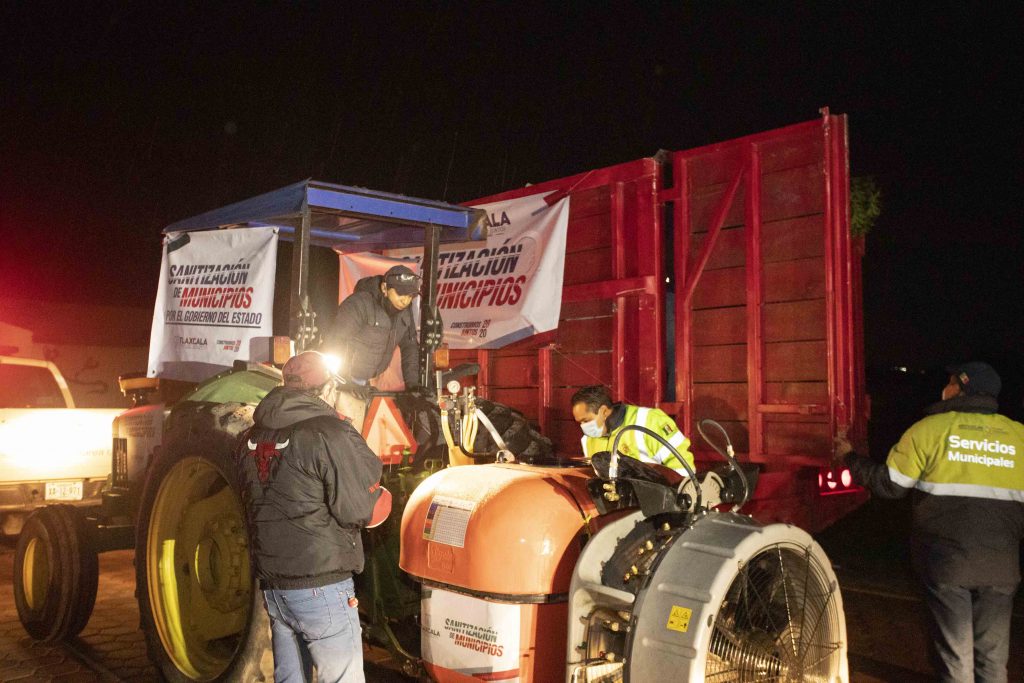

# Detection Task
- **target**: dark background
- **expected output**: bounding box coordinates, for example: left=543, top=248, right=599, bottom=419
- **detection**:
left=2, top=2, right=1021, bottom=425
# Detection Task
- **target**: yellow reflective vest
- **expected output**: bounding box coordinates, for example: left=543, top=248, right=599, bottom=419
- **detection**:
left=857, top=404, right=1024, bottom=585
left=887, top=410, right=1024, bottom=501
left=580, top=404, right=694, bottom=474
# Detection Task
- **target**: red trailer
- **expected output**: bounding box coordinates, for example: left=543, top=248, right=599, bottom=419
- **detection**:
left=450, top=110, right=866, bottom=531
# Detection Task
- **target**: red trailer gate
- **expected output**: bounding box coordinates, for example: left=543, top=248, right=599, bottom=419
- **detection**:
left=453, top=112, right=866, bottom=531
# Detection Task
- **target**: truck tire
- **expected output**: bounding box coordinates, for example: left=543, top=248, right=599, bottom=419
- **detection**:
left=473, top=399, right=554, bottom=463
left=135, top=402, right=272, bottom=682
left=13, top=504, right=99, bottom=641
left=396, top=394, right=554, bottom=465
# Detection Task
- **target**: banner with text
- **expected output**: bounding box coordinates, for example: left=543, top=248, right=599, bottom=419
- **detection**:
left=148, top=227, right=278, bottom=381
left=420, top=588, right=521, bottom=681
left=340, top=191, right=569, bottom=350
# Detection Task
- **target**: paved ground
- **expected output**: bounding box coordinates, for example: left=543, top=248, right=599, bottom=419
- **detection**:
left=1, top=547, right=155, bottom=682
left=0, top=544, right=405, bottom=682
left=1, top=497, right=1021, bottom=681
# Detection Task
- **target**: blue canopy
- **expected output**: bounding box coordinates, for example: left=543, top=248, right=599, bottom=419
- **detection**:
left=163, top=179, right=486, bottom=249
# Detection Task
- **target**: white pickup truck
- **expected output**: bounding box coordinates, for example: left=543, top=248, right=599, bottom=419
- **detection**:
left=0, top=356, right=122, bottom=535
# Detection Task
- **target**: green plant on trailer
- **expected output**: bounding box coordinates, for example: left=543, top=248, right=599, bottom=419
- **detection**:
left=850, top=175, right=882, bottom=237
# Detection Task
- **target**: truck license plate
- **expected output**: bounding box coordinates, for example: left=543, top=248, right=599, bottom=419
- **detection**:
left=45, top=481, right=83, bottom=501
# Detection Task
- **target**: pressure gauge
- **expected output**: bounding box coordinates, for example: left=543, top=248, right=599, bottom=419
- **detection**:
left=446, top=380, right=461, bottom=395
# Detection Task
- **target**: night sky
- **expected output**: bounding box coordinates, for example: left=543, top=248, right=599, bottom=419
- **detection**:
left=1, top=3, right=1021, bottom=395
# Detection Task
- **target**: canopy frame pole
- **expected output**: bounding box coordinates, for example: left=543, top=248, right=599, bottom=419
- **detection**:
left=418, top=223, right=442, bottom=388
left=289, top=205, right=314, bottom=352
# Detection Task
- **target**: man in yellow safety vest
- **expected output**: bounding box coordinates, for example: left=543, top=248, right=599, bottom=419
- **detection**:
left=570, top=385, right=694, bottom=474
left=837, top=361, right=1024, bottom=683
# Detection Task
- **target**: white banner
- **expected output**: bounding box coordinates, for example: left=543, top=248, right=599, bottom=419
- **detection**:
left=339, top=191, right=570, bottom=350
left=147, top=227, right=278, bottom=381
left=421, top=588, right=521, bottom=681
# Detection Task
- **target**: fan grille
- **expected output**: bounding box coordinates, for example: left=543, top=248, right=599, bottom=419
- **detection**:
left=706, top=542, right=842, bottom=682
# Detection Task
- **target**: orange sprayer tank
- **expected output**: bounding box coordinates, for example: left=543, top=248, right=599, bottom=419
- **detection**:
left=399, top=463, right=600, bottom=682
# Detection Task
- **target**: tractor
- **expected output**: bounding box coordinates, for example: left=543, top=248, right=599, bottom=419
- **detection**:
left=13, top=181, right=552, bottom=680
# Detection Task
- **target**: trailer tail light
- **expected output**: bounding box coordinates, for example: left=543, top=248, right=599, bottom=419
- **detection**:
left=818, top=467, right=861, bottom=495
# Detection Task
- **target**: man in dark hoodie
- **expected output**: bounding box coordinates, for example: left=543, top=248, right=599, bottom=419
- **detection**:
left=235, top=351, right=389, bottom=683
left=324, top=263, right=422, bottom=391
left=837, top=361, right=1024, bottom=683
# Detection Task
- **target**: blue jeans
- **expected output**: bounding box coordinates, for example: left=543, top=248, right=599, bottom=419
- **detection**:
left=922, top=580, right=1018, bottom=683
left=263, top=578, right=364, bottom=683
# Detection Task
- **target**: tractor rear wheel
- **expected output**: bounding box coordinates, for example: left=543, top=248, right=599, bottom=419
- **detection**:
left=13, top=504, right=98, bottom=641
left=135, top=402, right=272, bottom=682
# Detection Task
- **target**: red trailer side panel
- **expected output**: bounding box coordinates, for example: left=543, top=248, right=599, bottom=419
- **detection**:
left=676, top=117, right=832, bottom=460
left=668, top=113, right=867, bottom=528
left=454, top=114, right=867, bottom=531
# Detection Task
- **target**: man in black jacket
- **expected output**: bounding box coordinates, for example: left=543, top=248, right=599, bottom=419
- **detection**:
left=324, top=264, right=422, bottom=391
left=837, top=361, right=1024, bottom=683
left=235, top=351, right=389, bottom=683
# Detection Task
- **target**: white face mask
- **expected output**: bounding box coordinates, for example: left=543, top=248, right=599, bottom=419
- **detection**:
left=581, top=419, right=604, bottom=438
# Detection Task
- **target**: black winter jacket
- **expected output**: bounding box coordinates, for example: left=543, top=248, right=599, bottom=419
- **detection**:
left=234, top=386, right=383, bottom=589
left=324, top=275, right=419, bottom=387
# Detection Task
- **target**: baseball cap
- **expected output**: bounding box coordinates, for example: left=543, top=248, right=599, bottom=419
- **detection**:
left=945, top=361, right=1001, bottom=398
left=384, top=265, right=421, bottom=296
left=282, top=351, right=341, bottom=391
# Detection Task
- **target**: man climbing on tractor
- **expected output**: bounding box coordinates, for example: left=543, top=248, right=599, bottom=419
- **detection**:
left=323, top=264, right=423, bottom=426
